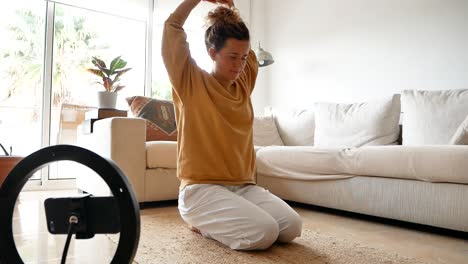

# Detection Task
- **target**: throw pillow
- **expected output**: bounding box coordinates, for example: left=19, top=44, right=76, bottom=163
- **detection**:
left=401, top=89, right=468, bottom=145
left=253, top=115, right=284, bottom=146
left=126, top=96, right=177, bottom=141
left=264, top=107, right=315, bottom=146
left=449, top=115, right=468, bottom=145
left=313, top=94, right=401, bottom=147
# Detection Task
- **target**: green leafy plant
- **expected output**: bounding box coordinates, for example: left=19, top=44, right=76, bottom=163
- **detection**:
left=87, top=56, right=132, bottom=92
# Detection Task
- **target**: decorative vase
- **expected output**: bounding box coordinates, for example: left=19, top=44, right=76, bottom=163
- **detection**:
left=0, top=156, right=23, bottom=187
left=97, top=91, right=118, bottom=109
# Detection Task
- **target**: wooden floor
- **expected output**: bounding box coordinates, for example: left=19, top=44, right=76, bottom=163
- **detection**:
left=292, top=202, right=468, bottom=264
left=11, top=190, right=468, bottom=263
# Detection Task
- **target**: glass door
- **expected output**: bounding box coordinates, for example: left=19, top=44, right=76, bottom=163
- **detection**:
left=0, top=1, right=47, bottom=180
left=1, top=1, right=147, bottom=186
left=48, top=3, right=146, bottom=180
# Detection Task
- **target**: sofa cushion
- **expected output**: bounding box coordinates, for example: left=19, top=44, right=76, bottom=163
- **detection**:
left=253, top=115, right=284, bottom=146
left=347, top=145, right=468, bottom=184
left=265, top=107, right=315, bottom=146
left=256, top=145, right=468, bottom=184
left=401, top=89, right=468, bottom=145
left=313, top=95, right=401, bottom=147
left=256, top=146, right=354, bottom=181
left=127, top=96, right=178, bottom=142
left=146, top=141, right=177, bottom=169
left=449, top=115, right=468, bottom=145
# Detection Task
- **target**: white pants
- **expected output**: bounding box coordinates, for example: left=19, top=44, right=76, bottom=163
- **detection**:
left=178, top=184, right=302, bottom=250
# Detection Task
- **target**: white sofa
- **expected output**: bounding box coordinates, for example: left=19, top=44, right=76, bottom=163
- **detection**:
left=77, top=90, right=468, bottom=232
left=256, top=145, right=468, bottom=232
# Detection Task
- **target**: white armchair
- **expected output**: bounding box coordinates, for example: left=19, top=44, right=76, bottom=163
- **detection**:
left=77, top=117, right=180, bottom=204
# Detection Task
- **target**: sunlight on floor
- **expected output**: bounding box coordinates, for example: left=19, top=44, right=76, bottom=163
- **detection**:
left=13, top=190, right=118, bottom=263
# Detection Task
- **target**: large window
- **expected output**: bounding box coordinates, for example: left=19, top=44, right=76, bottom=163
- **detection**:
left=0, top=1, right=147, bottom=185
left=152, top=0, right=214, bottom=100
left=49, top=4, right=146, bottom=179
left=0, top=1, right=46, bottom=158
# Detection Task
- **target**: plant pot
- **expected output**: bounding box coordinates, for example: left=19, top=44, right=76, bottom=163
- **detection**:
left=97, top=91, right=118, bottom=109
left=0, top=156, right=23, bottom=187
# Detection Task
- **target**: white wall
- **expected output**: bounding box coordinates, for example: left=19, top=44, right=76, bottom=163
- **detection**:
left=255, top=0, right=468, bottom=109
left=248, top=0, right=270, bottom=115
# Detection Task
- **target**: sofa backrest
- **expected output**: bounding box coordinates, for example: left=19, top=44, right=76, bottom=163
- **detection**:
left=261, top=89, right=468, bottom=147
left=401, top=89, right=468, bottom=145
left=264, top=94, right=401, bottom=148
left=264, top=106, right=315, bottom=146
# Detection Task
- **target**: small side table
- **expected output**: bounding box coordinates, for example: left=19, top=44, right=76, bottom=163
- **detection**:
left=81, top=108, right=128, bottom=134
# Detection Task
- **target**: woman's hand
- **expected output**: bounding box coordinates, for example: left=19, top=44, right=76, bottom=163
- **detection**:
left=203, top=0, right=234, bottom=8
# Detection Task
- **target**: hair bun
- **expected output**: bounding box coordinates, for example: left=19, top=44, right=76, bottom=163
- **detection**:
left=206, top=6, right=242, bottom=27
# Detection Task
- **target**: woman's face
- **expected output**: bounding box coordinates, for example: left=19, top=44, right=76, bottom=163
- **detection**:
left=209, top=38, right=250, bottom=83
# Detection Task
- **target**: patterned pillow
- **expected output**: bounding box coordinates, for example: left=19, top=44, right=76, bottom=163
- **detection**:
left=126, top=96, right=177, bottom=141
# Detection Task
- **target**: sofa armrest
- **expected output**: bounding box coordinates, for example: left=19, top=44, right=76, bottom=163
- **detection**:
left=77, top=117, right=146, bottom=202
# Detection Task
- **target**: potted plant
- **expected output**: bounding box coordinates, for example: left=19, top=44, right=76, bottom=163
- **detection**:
left=0, top=143, right=22, bottom=187
left=87, top=56, right=132, bottom=109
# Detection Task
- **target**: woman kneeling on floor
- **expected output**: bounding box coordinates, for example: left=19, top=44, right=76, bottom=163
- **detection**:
left=162, top=0, right=302, bottom=250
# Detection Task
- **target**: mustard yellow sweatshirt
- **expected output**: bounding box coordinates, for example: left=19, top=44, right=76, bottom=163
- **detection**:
left=162, top=12, right=259, bottom=190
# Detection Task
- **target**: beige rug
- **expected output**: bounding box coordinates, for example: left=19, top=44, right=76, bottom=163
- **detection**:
left=110, top=207, right=424, bottom=264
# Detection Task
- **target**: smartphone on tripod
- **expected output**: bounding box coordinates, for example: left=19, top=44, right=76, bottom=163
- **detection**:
left=44, top=194, right=120, bottom=239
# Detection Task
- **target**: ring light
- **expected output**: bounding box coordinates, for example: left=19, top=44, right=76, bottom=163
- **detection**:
left=0, top=145, right=140, bottom=263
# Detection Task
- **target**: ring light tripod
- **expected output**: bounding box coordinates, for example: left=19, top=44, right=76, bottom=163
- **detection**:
left=0, top=145, right=140, bottom=263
